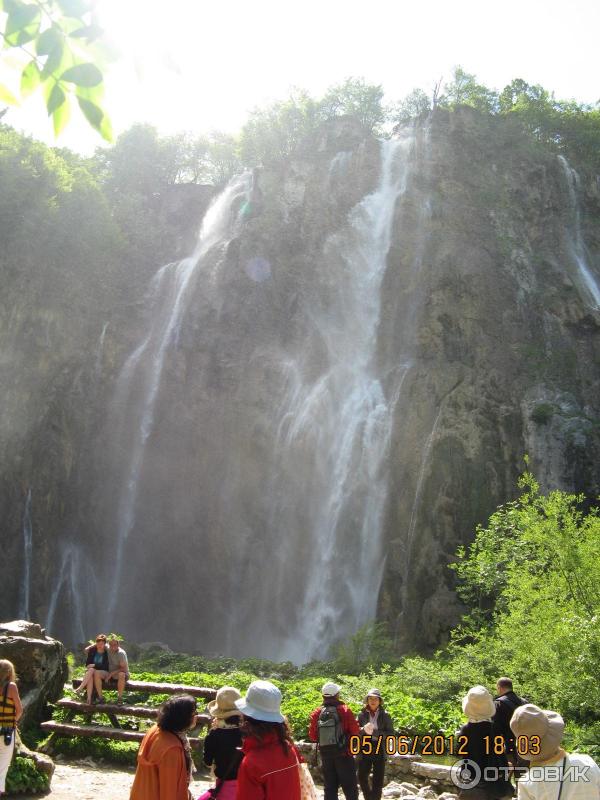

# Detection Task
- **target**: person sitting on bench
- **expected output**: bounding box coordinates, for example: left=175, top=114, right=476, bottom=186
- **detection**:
left=104, top=635, right=129, bottom=705
left=77, top=634, right=109, bottom=705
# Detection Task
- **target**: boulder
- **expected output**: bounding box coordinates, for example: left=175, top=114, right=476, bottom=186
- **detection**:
left=0, top=619, right=68, bottom=727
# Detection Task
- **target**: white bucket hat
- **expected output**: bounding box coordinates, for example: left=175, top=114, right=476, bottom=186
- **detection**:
left=321, top=682, right=341, bottom=697
left=510, top=704, right=564, bottom=762
left=235, top=680, right=284, bottom=723
left=462, top=685, right=495, bottom=722
left=207, top=686, right=242, bottom=720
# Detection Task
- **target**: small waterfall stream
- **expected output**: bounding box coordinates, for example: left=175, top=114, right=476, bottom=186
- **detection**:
left=558, top=155, right=600, bottom=309
left=18, top=488, right=32, bottom=620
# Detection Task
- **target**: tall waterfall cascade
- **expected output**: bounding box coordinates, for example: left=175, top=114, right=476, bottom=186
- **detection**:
left=87, top=137, right=418, bottom=660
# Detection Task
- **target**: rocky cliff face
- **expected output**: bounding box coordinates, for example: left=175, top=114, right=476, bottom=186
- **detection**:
left=1, top=109, right=599, bottom=658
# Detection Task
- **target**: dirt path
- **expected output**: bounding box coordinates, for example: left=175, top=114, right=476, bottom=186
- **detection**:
left=22, top=760, right=214, bottom=799
left=20, top=760, right=327, bottom=799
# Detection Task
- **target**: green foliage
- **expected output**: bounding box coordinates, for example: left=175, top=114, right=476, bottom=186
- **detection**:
left=450, top=472, right=600, bottom=722
left=0, top=0, right=113, bottom=139
left=531, top=403, right=555, bottom=424
left=50, top=734, right=140, bottom=765
left=389, top=88, right=431, bottom=126
left=439, top=66, right=499, bottom=113
left=320, top=77, right=385, bottom=132
left=6, top=756, right=49, bottom=794
left=331, top=622, right=395, bottom=673
left=239, top=78, right=386, bottom=167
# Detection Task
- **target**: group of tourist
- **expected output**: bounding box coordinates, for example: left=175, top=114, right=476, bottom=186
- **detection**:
left=129, top=677, right=600, bottom=800
left=1, top=649, right=600, bottom=800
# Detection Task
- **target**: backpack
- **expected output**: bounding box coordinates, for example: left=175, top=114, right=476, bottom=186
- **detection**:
left=317, top=705, right=346, bottom=752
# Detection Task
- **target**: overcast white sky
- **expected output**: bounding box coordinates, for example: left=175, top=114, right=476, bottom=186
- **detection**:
left=3, top=0, right=599, bottom=152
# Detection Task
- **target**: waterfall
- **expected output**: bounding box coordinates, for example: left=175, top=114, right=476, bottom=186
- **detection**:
left=94, top=322, right=109, bottom=379
left=105, top=173, right=253, bottom=625
left=558, top=155, right=600, bottom=309
left=46, top=544, right=87, bottom=643
left=18, top=488, right=32, bottom=619
left=234, top=134, right=417, bottom=661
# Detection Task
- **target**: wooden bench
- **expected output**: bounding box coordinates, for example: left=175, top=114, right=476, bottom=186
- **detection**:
left=40, top=679, right=217, bottom=754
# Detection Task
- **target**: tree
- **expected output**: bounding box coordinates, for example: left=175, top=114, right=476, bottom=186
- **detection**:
left=440, top=66, right=499, bottom=114
left=389, top=88, right=431, bottom=126
left=450, top=470, right=600, bottom=719
left=239, top=89, right=324, bottom=166
left=319, top=77, right=385, bottom=132
left=0, top=0, right=112, bottom=139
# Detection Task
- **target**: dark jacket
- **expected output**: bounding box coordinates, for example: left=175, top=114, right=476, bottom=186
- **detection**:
left=203, top=725, right=243, bottom=779
left=85, top=646, right=109, bottom=671
left=309, top=698, right=360, bottom=757
left=357, top=708, right=395, bottom=757
left=493, top=691, right=525, bottom=749
left=458, top=720, right=513, bottom=796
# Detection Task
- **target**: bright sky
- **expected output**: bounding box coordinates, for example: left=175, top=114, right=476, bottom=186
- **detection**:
left=4, top=0, right=600, bottom=153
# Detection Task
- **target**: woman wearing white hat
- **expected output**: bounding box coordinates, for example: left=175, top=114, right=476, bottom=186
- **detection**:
left=510, top=704, right=600, bottom=799
left=456, top=685, right=514, bottom=799
left=198, top=687, right=243, bottom=800
left=235, top=680, right=301, bottom=800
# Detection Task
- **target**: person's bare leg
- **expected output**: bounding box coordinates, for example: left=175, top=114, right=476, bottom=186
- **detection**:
left=93, top=670, right=105, bottom=703
left=117, top=672, right=126, bottom=701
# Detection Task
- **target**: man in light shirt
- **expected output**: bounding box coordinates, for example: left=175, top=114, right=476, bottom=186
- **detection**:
left=105, top=636, right=129, bottom=704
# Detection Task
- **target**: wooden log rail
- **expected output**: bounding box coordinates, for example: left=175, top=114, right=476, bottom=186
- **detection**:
left=39, top=679, right=219, bottom=753
left=71, top=678, right=217, bottom=701
left=40, top=721, right=204, bottom=751
left=57, top=698, right=212, bottom=726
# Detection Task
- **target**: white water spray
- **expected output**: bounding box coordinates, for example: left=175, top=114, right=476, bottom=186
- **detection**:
left=558, top=156, right=600, bottom=309
left=18, top=489, right=32, bottom=619
left=106, top=174, right=253, bottom=624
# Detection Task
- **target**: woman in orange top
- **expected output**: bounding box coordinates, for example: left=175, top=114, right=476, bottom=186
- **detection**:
left=130, top=694, right=198, bottom=800
left=0, top=660, right=23, bottom=797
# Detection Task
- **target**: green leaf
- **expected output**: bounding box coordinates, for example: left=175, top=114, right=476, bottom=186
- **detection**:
left=0, top=83, right=19, bottom=104
left=36, top=26, right=64, bottom=56
left=61, top=62, right=102, bottom=87
left=70, top=23, right=103, bottom=42
left=99, top=111, right=112, bottom=142
left=77, top=95, right=112, bottom=141
left=57, top=0, right=91, bottom=17
left=52, top=95, right=70, bottom=136
left=20, top=59, right=41, bottom=97
left=76, top=95, right=102, bottom=126
left=4, top=3, right=41, bottom=47
left=46, top=82, right=65, bottom=115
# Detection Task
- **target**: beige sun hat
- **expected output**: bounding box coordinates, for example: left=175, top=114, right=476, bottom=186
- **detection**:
left=207, top=686, right=242, bottom=720
left=510, top=704, right=564, bottom=762
left=462, top=685, right=495, bottom=722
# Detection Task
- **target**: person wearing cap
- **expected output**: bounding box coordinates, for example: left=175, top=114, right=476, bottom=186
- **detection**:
left=308, top=682, right=360, bottom=800
left=510, top=704, right=600, bottom=799
left=200, top=687, right=243, bottom=800
left=356, top=689, right=394, bottom=800
left=456, top=685, right=514, bottom=799
left=234, top=680, right=301, bottom=800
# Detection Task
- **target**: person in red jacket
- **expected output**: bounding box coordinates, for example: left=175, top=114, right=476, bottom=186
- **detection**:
left=235, top=680, right=301, bottom=800
left=309, top=682, right=360, bottom=800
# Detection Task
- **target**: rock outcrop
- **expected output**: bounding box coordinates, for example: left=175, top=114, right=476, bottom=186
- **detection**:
left=0, top=620, right=68, bottom=726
